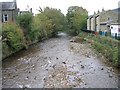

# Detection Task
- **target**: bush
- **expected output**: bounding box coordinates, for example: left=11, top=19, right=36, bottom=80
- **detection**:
left=78, top=31, right=119, bottom=67
left=17, top=13, right=35, bottom=43
left=2, top=22, right=26, bottom=52
left=17, top=13, right=33, bottom=34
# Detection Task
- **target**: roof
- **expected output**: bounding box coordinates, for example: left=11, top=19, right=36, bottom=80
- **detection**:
left=100, top=20, right=114, bottom=25
left=0, top=2, right=16, bottom=10
left=88, top=15, right=93, bottom=19
left=112, top=8, right=120, bottom=13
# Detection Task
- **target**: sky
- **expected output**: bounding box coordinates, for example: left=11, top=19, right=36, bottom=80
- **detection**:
left=1, top=0, right=120, bottom=15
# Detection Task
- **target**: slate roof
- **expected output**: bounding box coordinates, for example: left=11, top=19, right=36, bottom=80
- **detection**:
left=100, top=20, right=113, bottom=25
left=0, top=2, right=16, bottom=10
left=112, top=8, right=120, bottom=13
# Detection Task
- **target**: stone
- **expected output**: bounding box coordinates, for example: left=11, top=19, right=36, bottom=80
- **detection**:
left=25, top=76, right=29, bottom=80
left=62, top=62, right=66, bottom=64
left=48, top=60, right=51, bottom=64
left=52, top=64, right=56, bottom=69
left=34, top=76, right=37, bottom=80
left=18, top=85, right=23, bottom=88
left=109, top=73, right=113, bottom=78
left=44, top=57, right=47, bottom=59
left=43, top=78, right=46, bottom=80
left=107, top=70, right=110, bottom=73
left=56, top=57, right=59, bottom=59
left=70, top=46, right=74, bottom=49
left=101, top=68, right=104, bottom=70
left=81, top=65, right=84, bottom=69
left=85, top=83, right=87, bottom=85
left=23, top=84, right=31, bottom=88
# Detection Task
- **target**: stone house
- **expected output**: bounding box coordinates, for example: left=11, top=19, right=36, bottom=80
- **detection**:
left=87, top=8, right=120, bottom=33
left=0, top=0, right=18, bottom=23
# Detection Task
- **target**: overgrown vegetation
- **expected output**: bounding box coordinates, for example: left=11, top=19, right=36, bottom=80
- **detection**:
left=66, top=6, right=88, bottom=35
left=78, top=32, right=119, bottom=67
left=2, top=7, right=66, bottom=59
left=2, top=22, right=26, bottom=58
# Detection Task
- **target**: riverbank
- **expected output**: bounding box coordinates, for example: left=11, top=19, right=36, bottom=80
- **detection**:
left=78, top=32, right=120, bottom=67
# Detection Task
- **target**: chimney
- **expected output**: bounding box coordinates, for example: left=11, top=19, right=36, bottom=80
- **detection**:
left=30, top=8, right=32, bottom=13
left=13, top=0, right=17, bottom=9
left=13, top=0, right=16, bottom=3
left=102, top=8, right=105, bottom=12
left=94, top=11, right=96, bottom=15
left=97, top=10, right=100, bottom=13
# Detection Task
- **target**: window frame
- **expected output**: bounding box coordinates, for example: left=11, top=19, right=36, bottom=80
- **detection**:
left=3, top=14, right=8, bottom=22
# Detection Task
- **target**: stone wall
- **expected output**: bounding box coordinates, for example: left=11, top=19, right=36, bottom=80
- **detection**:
left=2, top=10, right=17, bottom=23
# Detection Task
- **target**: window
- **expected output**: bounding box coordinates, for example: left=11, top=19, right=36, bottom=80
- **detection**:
left=111, top=26, right=113, bottom=29
left=3, top=14, right=8, bottom=22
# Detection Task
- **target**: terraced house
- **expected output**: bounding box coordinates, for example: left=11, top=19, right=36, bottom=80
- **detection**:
left=0, top=0, right=18, bottom=23
left=87, top=8, right=120, bottom=37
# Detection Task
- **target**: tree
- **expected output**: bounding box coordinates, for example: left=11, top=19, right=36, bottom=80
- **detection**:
left=33, top=7, right=65, bottom=38
left=43, top=7, right=65, bottom=35
left=17, top=13, right=33, bottom=35
left=66, top=6, right=88, bottom=35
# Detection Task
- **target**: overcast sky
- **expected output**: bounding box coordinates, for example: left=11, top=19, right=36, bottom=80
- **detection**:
left=1, top=0, right=120, bottom=15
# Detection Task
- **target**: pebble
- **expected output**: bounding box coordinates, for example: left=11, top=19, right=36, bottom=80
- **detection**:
left=23, top=84, right=31, bottom=88
left=107, top=70, right=110, bottom=73
left=18, top=85, right=23, bottom=88
left=109, top=73, right=113, bottom=78
left=56, top=57, right=59, bottom=59
left=34, top=76, right=37, bottom=80
left=52, top=64, right=56, bottom=69
left=86, top=55, right=90, bottom=58
left=101, top=68, right=104, bottom=70
left=71, top=46, right=74, bottom=49
left=81, top=65, right=84, bottom=69
left=25, top=76, right=29, bottom=80
left=48, top=60, right=51, bottom=64
left=62, top=62, right=66, bottom=64
left=44, top=57, right=47, bottom=59
left=85, top=83, right=87, bottom=85
left=43, top=78, right=46, bottom=80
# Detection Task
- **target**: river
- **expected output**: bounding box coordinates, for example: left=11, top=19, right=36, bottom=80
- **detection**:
left=2, top=32, right=119, bottom=88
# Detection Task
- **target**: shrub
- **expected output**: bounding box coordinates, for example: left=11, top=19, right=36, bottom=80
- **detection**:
left=78, top=31, right=119, bottom=67
left=17, top=13, right=35, bottom=43
left=2, top=22, right=26, bottom=52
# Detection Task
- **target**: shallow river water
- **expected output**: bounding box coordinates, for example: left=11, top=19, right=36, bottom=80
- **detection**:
left=2, top=33, right=119, bottom=88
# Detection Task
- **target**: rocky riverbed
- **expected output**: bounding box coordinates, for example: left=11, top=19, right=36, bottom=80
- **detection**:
left=2, top=32, right=119, bottom=88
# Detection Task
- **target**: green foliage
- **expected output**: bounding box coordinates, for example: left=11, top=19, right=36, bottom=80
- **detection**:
left=2, top=22, right=26, bottom=53
left=2, top=42, right=11, bottom=58
left=33, top=12, right=53, bottom=39
left=43, top=7, right=65, bottom=36
left=66, top=6, right=88, bottom=35
left=17, top=13, right=33, bottom=32
left=17, top=13, right=34, bottom=43
left=33, top=7, right=65, bottom=38
left=78, top=32, right=119, bottom=67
